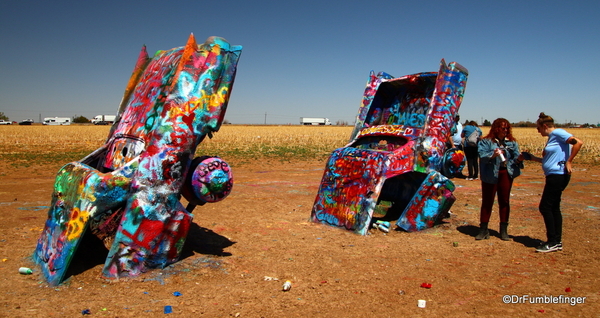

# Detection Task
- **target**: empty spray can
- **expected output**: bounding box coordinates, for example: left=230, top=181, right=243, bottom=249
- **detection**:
left=498, top=148, right=507, bottom=163
left=498, top=152, right=506, bottom=163
left=19, top=267, right=32, bottom=275
left=282, top=280, right=292, bottom=291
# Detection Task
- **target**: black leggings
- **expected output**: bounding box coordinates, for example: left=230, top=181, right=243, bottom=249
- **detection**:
left=539, top=173, right=571, bottom=244
left=464, top=147, right=479, bottom=178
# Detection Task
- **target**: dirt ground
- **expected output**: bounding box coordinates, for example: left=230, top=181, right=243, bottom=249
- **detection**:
left=1, top=159, right=599, bottom=317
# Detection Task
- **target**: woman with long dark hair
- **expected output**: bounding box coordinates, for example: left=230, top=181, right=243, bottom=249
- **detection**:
left=475, top=118, right=523, bottom=241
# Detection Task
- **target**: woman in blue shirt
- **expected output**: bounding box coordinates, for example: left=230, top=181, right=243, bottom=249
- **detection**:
left=475, top=118, right=523, bottom=241
left=524, top=113, right=583, bottom=253
left=461, top=121, right=483, bottom=180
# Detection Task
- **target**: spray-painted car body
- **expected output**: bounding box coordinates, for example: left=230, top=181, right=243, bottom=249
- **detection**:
left=311, top=59, right=467, bottom=235
left=34, top=35, right=242, bottom=285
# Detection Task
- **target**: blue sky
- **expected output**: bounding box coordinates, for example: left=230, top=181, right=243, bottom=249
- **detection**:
left=1, top=1, right=599, bottom=125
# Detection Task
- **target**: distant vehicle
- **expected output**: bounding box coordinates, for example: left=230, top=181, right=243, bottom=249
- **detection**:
left=300, top=117, right=332, bottom=125
left=0, top=120, right=12, bottom=125
left=43, top=117, right=71, bottom=125
left=91, top=115, right=116, bottom=125
left=19, top=119, right=34, bottom=125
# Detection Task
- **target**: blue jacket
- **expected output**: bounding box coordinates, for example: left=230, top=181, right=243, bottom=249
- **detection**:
left=478, top=138, right=522, bottom=184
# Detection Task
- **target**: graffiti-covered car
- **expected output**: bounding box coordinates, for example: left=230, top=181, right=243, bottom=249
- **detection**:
left=34, top=35, right=242, bottom=285
left=311, top=59, right=468, bottom=235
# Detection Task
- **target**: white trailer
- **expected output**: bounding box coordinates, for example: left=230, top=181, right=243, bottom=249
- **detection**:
left=300, top=117, right=332, bottom=125
left=43, top=117, right=71, bottom=125
left=91, top=115, right=116, bottom=125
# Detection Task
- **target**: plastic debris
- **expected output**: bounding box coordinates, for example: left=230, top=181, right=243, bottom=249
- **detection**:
left=282, top=280, right=292, bottom=291
left=173, top=291, right=182, bottom=296
left=375, top=220, right=391, bottom=233
left=82, top=309, right=91, bottom=315
left=19, top=267, right=32, bottom=275
left=164, top=305, right=173, bottom=314
left=418, top=299, right=426, bottom=308
left=420, top=283, right=432, bottom=289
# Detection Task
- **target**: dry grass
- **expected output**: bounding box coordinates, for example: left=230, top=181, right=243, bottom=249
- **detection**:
left=0, top=125, right=109, bottom=153
left=0, top=125, right=110, bottom=168
left=0, top=125, right=598, bottom=167
left=197, top=125, right=353, bottom=164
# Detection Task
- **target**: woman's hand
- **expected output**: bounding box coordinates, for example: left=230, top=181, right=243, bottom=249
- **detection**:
left=493, top=148, right=505, bottom=159
left=492, top=148, right=499, bottom=158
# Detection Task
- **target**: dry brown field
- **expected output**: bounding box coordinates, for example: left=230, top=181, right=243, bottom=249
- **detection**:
left=1, top=125, right=598, bottom=167
left=1, top=124, right=599, bottom=317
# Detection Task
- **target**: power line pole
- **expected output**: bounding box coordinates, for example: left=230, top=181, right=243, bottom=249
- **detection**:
left=264, top=112, right=267, bottom=125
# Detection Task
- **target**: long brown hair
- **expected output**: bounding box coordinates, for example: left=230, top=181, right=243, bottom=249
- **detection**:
left=483, top=118, right=516, bottom=142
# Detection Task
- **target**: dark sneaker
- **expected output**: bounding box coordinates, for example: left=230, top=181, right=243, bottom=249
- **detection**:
left=536, top=242, right=562, bottom=253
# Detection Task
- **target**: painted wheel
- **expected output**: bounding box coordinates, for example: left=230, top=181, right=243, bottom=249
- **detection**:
left=182, top=156, right=233, bottom=205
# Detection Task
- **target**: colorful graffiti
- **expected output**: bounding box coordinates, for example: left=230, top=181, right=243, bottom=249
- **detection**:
left=34, top=34, right=242, bottom=285
left=311, top=59, right=468, bottom=235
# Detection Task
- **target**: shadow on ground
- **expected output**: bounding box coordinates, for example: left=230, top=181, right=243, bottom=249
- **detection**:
left=61, top=222, right=235, bottom=283
left=457, top=224, right=543, bottom=247
left=181, top=222, right=236, bottom=258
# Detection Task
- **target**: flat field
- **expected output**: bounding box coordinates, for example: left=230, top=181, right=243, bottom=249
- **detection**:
left=0, top=125, right=599, bottom=317
left=1, top=125, right=599, bottom=167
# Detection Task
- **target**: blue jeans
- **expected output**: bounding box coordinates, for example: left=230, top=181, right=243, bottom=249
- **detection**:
left=539, top=173, right=571, bottom=244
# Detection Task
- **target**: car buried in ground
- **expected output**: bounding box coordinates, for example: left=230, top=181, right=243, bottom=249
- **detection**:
left=311, top=59, right=468, bottom=235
